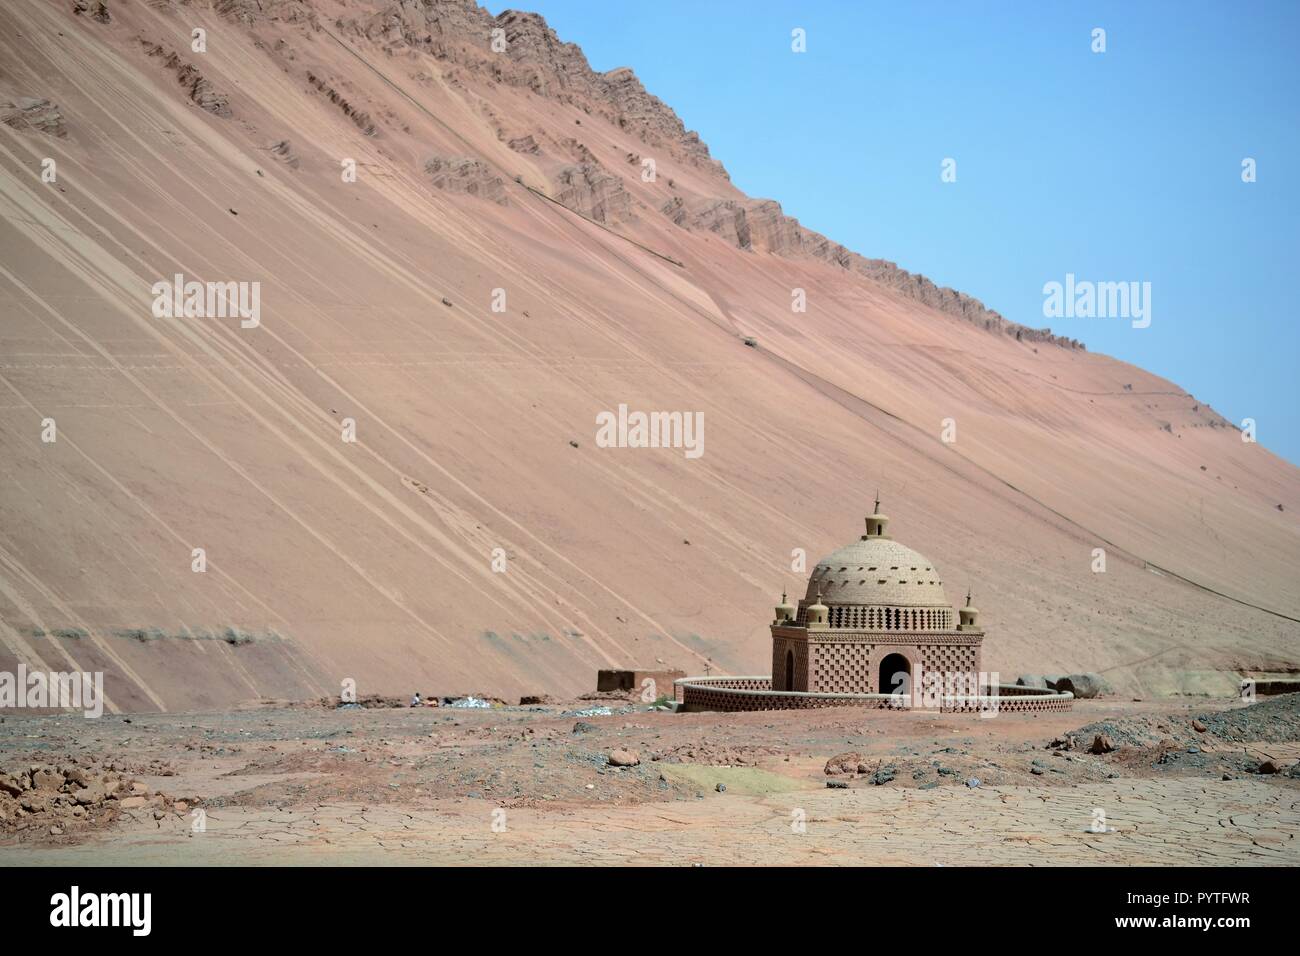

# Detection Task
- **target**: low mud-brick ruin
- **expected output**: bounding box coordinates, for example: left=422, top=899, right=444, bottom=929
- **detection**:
left=677, top=499, right=1074, bottom=713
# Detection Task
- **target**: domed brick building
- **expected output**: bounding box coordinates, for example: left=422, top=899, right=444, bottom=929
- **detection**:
left=771, top=497, right=982, bottom=696
left=676, top=499, right=1072, bottom=713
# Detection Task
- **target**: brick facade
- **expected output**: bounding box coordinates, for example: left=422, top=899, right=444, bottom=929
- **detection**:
left=771, top=626, right=983, bottom=695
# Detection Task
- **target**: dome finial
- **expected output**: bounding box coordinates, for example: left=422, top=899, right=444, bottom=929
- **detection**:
left=874, top=488, right=881, bottom=514
left=965, top=587, right=972, bottom=607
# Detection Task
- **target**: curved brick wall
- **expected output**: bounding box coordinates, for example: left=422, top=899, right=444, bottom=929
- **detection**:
left=675, top=677, right=1073, bottom=713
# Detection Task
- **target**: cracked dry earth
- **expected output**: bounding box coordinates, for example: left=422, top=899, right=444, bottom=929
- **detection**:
left=1, top=695, right=1297, bottom=866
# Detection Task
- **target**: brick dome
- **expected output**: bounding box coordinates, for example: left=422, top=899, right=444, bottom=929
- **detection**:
left=804, top=536, right=950, bottom=609
left=791, top=500, right=960, bottom=631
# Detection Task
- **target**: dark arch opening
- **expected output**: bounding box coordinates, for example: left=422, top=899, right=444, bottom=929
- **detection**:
left=784, top=649, right=795, bottom=692
left=879, top=653, right=911, bottom=697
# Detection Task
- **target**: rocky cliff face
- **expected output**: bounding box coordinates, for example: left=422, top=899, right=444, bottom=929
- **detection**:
left=551, top=162, right=632, bottom=224
left=72, top=0, right=112, bottom=24
left=189, top=0, right=1071, bottom=346
left=329, top=0, right=730, bottom=179
left=425, top=155, right=508, bottom=204
left=140, top=40, right=232, bottom=117
left=0, top=96, right=68, bottom=138
left=596, top=65, right=725, bottom=177
left=658, top=192, right=1074, bottom=347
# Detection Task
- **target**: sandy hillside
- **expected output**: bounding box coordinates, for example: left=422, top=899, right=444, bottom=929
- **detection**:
left=0, top=0, right=1296, bottom=711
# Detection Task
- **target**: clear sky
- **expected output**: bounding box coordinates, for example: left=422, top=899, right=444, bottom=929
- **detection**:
left=487, top=1, right=1300, bottom=465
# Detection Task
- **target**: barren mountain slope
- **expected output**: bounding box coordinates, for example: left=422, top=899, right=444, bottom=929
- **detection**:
left=0, top=0, right=1296, bottom=711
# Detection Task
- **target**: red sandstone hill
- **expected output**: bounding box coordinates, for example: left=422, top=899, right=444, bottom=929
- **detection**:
left=0, top=0, right=1296, bottom=711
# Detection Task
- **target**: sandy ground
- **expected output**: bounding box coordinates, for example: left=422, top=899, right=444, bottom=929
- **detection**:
left=3, top=694, right=1297, bottom=866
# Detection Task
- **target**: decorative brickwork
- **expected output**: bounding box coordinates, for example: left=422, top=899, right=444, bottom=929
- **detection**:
left=676, top=677, right=1074, bottom=714
left=796, top=603, right=956, bottom=630
left=811, top=640, right=871, bottom=694
left=770, top=635, right=808, bottom=692
left=919, top=643, right=981, bottom=686
left=690, top=506, right=1072, bottom=714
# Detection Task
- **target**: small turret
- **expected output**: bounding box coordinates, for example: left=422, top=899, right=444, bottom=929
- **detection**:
left=958, top=588, right=980, bottom=631
left=806, top=589, right=829, bottom=630
left=862, top=490, right=891, bottom=539
left=774, top=589, right=796, bottom=624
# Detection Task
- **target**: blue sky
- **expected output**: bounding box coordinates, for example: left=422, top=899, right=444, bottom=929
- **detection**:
left=488, top=1, right=1300, bottom=465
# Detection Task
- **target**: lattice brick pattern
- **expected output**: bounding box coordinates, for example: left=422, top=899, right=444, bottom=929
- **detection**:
left=811, top=641, right=872, bottom=694
left=920, top=644, right=979, bottom=681
left=678, top=684, right=1073, bottom=714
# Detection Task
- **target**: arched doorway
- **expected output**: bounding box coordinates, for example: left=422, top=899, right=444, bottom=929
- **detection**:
left=878, top=653, right=911, bottom=697
left=784, top=649, right=795, bottom=691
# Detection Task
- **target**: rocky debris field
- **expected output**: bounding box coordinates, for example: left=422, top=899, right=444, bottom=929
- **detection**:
left=0, top=693, right=1296, bottom=862
left=1058, top=693, right=1300, bottom=780
left=1066, top=692, right=1300, bottom=748
left=1190, top=693, right=1300, bottom=743
left=0, top=759, right=193, bottom=841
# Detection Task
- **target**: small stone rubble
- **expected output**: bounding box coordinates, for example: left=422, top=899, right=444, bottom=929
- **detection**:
left=0, top=762, right=192, bottom=839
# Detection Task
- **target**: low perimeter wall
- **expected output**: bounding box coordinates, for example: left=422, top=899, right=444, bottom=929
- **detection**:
left=675, top=676, right=1073, bottom=714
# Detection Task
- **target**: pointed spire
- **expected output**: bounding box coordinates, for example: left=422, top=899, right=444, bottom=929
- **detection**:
left=965, top=587, right=972, bottom=607
left=874, top=489, right=881, bottom=514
